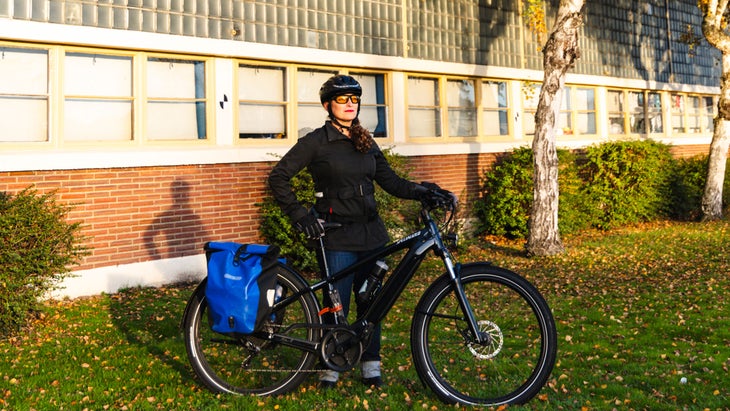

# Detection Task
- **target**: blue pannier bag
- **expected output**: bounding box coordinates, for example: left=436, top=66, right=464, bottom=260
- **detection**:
left=204, top=242, right=280, bottom=335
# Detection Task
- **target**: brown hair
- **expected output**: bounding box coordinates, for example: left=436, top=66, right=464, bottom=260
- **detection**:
left=349, top=118, right=374, bottom=153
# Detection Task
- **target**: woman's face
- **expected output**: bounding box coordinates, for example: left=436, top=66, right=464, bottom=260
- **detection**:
left=325, top=94, right=360, bottom=125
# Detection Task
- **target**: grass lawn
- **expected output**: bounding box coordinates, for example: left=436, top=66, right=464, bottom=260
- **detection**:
left=1, top=219, right=729, bottom=410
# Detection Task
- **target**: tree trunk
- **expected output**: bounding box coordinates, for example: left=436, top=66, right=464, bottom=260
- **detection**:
left=699, top=1, right=730, bottom=221
left=701, top=49, right=730, bottom=220
left=526, top=0, right=584, bottom=256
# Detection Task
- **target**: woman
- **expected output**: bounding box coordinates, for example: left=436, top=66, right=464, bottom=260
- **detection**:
left=268, top=74, right=447, bottom=389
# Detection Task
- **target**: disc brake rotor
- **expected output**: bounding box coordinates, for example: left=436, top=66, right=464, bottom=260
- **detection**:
left=468, top=320, right=503, bottom=360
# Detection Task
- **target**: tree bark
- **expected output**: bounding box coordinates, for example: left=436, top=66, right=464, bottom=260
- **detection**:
left=526, top=0, right=584, bottom=256
left=700, top=2, right=730, bottom=220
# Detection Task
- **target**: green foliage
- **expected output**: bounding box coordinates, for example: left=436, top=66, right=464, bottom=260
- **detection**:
left=475, top=140, right=729, bottom=238
left=668, top=155, right=730, bottom=221
left=580, top=140, right=674, bottom=229
left=474, top=147, right=591, bottom=238
left=475, top=147, right=534, bottom=238
left=258, top=148, right=419, bottom=274
left=0, top=187, right=88, bottom=337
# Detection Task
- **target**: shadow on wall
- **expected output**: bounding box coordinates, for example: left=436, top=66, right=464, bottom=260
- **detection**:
left=144, top=178, right=211, bottom=261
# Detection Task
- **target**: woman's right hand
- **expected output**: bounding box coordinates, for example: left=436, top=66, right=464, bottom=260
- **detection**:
left=295, top=214, right=325, bottom=239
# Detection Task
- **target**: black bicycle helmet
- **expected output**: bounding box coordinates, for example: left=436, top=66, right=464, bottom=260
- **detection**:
left=319, top=75, right=362, bottom=104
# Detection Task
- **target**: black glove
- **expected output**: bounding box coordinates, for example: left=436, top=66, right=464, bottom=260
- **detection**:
left=295, top=214, right=325, bottom=240
left=416, top=181, right=457, bottom=209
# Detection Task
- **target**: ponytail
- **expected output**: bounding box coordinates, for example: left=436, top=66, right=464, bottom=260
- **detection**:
left=349, top=118, right=374, bottom=153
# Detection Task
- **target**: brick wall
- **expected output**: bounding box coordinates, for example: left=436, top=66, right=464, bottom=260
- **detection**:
left=0, top=163, right=274, bottom=271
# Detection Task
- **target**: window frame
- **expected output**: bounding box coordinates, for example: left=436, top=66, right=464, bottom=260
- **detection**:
left=0, top=43, right=52, bottom=146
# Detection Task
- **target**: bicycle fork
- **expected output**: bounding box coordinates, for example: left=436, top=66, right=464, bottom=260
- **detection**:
left=440, top=245, right=488, bottom=345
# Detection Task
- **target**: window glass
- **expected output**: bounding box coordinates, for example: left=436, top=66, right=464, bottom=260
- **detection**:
left=671, top=93, right=685, bottom=133
left=575, top=88, right=596, bottom=135
left=607, top=90, right=625, bottom=134
left=0, top=47, right=48, bottom=142
left=147, top=58, right=206, bottom=140
left=522, top=83, right=541, bottom=136
left=446, top=79, right=476, bottom=137
left=352, top=72, right=388, bottom=137
left=687, top=96, right=701, bottom=133
left=64, top=52, right=133, bottom=141
left=628, top=91, right=644, bottom=133
left=481, top=81, right=509, bottom=135
left=297, top=68, right=336, bottom=137
left=238, top=64, right=287, bottom=139
left=408, top=76, right=441, bottom=137
left=704, top=96, right=715, bottom=133
left=558, top=88, right=571, bottom=134
left=647, top=92, right=663, bottom=133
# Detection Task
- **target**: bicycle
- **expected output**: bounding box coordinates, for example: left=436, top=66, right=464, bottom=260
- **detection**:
left=181, top=188, right=557, bottom=406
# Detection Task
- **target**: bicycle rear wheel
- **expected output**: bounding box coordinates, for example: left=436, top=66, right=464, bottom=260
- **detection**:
left=411, top=263, right=557, bottom=406
left=182, top=263, right=321, bottom=396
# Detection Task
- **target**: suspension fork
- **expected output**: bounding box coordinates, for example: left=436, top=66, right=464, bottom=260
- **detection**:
left=435, top=229, right=486, bottom=344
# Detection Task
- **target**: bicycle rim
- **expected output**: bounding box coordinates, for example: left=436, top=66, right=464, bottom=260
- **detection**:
left=411, top=264, right=557, bottom=406
left=183, top=266, right=320, bottom=396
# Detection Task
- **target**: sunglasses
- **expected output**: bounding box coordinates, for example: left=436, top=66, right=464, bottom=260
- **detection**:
left=332, top=95, right=360, bottom=104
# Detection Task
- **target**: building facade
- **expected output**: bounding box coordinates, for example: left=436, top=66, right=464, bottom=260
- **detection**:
left=0, top=0, right=720, bottom=297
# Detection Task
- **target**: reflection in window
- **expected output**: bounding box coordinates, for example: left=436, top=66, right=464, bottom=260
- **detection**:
left=482, top=81, right=509, bottom=136
left=147, top=58, right=206, bottom=140
left=352, top=72, right=388, bottom=137
left=64, top=52, right=133, bottom=141
left=607, top=90, right=626, bottom=134
left=238, top=64, right=287, bottom=139
left=0, top=46, right=49, bottom=142
left=647, top=92, right=663, bottom=133
left=297, top=68, right=336, bottom=137
left=446, top=79, right=476, bottom=137
left=671, top=93, right=686, bottom=133
left=629, top=91, right=662, bottom=135
left=575, top=88, right=596, bottom=135
left=408, top=76, right=441, bottom=137
left=522, top=83, right=541, bottom=137
left=704, top=96, right=715, bottom=133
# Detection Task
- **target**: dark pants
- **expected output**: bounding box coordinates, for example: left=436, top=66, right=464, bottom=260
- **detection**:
left=325, top=249, right=382, bottom=362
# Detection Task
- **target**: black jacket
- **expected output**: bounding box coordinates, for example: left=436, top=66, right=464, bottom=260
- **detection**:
left=268, top=122, right=420, bottom=251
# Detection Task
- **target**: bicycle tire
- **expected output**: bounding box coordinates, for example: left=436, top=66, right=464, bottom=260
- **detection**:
left=410, top=263, right=557, bottom=406
left=182, top=262, right=321, bottom=396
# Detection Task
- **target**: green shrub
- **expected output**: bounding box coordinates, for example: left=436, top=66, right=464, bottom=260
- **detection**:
left=0, top=187, right=88, bottom=337
left=258, top=148, right=419, bottom=274
left=669, top=156, right=730, bottom=221
left=474, top=147, right=590, bottom=238
left=580, top=140, right=674, bottom=229
left=474, top=147, right=533, bottom=238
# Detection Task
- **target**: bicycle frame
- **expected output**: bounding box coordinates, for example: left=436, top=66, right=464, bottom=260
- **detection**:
left=268, top=208, right=486, bottom=353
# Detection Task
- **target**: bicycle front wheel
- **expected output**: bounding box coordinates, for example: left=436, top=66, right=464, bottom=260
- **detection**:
left=411, top=263, right=557, bottom=406
left=182, top=263, right=321, bottom=396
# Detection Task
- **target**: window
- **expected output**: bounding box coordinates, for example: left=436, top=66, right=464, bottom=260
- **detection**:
left=672, top=93, right=714, bottom=135
left=446, top=79, right=477, bottom=137
left=407, top=76, right=441, bottom=137
left=64, top=52, right=133, bottom=142
left=628, top=91, right=663, bottom=135
left=297, top=68, right=337, bottom=137
left=574, top=88, right=596, bottom=135
left=351, top=72, right=388, bottom=137
left=522, top=82, right=540, bottom=137
left=607, top=89, right=626, bottom=134
left=704, top=96, right=715, bottom=133
left=147, top=57, right=207, bottom=140
left=0, top=46, right=49, bottom=142
left=482, top=81, right=509, bottom=136
left=238, top=64, right=287, bottom=139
